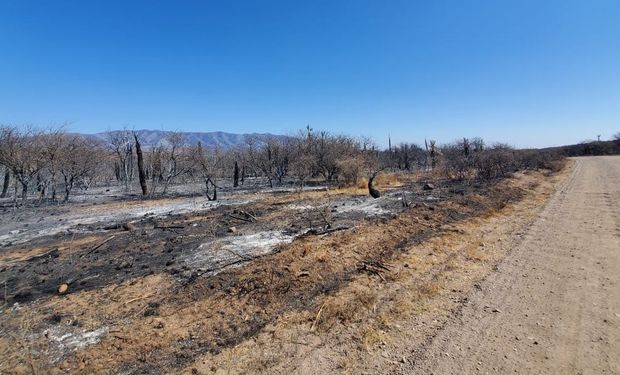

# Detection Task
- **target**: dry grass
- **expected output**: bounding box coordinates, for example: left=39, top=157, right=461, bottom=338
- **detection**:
left=0, top=165, right=570, bottom=375
left=313, top=282, right=378, bottom=331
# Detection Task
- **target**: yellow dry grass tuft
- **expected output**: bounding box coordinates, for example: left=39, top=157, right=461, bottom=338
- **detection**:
left=313, top=281, right=378, bottom=331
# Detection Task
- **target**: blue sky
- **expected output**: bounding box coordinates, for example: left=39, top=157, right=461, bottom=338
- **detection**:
left=1, top=1, right=619, bottom=148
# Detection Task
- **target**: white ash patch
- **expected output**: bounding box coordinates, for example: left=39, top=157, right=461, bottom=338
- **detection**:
left=42, top=326, right=108, bottom=362
left=0, top=198, right=251, bottom=247
left=331, top=197, right=391, bottom=216
left=183, top=231, right=295, bottom=271
left=285, top=203, right=316, bottom=211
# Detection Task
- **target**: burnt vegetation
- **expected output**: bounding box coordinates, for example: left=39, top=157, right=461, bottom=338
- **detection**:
left=0, top=125, right=570, bottom=208
left=0, top=124, right=576, bottom=374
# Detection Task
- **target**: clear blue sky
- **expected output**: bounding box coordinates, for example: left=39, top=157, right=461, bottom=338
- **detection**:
left=1, top=1, right=619, bottom=148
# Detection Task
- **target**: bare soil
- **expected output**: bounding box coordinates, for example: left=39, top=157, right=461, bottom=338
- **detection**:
left=404, top=156, right=620, bottom=375
left=1, top=160, right=606, bottom=375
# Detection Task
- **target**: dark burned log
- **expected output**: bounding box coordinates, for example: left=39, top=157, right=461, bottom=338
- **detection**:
left=228, top=214, right=253, bottom=223
left=81, top=235, right=116, bottom=257
left=299, top=225, right=352, bottom=237
left=368, top=174, right=381, bottom=199
left=155, top=224, right=185, bottom=230
left=229, top=210, right=257, bottom=223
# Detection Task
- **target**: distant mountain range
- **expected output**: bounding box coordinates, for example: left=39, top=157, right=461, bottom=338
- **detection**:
left=84, top=129, right=287, bottom=149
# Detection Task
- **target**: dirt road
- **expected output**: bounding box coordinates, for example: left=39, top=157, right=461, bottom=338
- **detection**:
left=406, top=156, right=620, bottom=374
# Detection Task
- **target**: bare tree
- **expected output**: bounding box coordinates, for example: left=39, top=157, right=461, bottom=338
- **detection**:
left=59, top=136, right=100, bottom=202
left=192, top=142, right=222, bottom=200
left=425, top=139, right=441, bottom=170
left=107, top=129, right=135, bottom=192
left=471, top=137, right=485, bottom=152
left=247, top=137, right=291, bottom=188
left=159, top=132, right=192, bottom=194
left=39, top=128, right=68, bottom=201
left=0, top=126, right=46, bottom=202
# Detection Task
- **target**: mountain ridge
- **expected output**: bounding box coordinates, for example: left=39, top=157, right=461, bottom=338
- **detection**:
left=82, top=129, right=287, bottom=149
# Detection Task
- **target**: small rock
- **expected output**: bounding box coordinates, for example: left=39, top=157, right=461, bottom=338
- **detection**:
left=122, top=222, right=137, bottom=231
left=228, top=226, right=237, bottom=234
left=423, top=183, right=435, bottom=190
left=58, top=283, right=69, bottom=295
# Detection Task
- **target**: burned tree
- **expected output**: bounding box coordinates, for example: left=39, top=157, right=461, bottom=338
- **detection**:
left=134, top=133, right=148, bottom=196
left=368, top=172, right=381, bottom=198
left=192, top=142, right=222, bottom=200
left=108, top=130, right=135, bottom=192
left=0, top=126, right=46, bottom=202
left=233, top=160, right=239, bottom=188
left=1, top=167, right=9, bottom=198
left=59, top=136, right=99, bottom=202
left=160, top=132, right=191, bottom=194
left=39, top=128, right=68, bottom=202
left=425, top=139, right=440, bottom=170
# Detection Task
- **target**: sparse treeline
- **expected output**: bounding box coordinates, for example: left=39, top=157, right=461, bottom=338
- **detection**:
left=0, top=124, right=568, bottom=205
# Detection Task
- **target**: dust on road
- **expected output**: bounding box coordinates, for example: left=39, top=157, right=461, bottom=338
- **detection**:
left=406, top=156, right=620, bottom=375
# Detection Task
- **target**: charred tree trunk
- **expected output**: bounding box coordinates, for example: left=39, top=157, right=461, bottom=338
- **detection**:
left=21, top=180, right=28, bottom=201
left=205, top=178, right=217, bottom=201
left=1, top=169, right=9, bottom=198
left=134, top=134, right=148, bottom=196
left=63, top=175, right=74, bottom=203
left=368, top=174, right=381, bottom=199
left=233, top=161, right=239, bottom=188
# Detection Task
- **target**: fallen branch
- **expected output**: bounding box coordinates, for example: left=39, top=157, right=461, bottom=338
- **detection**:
left=299, top=225, right=352, bottom=238
left=4, top=248, right=59, bottom=265
left=238, top=210, right=258, bottom=222
left=82, top=235, right=116, bottom=257
left=221, top=247, right=254, bottom=261
left=123, top=293, right=155, bottom=306
left=228, top=214, right=254, bottom=223
left=311, top=302, right=327, bottom=331
left=358, top=260, right=391, bottom=281
left=155, top=224, right=185, bottom=230
left=229, top=210, right=258, bottom=222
